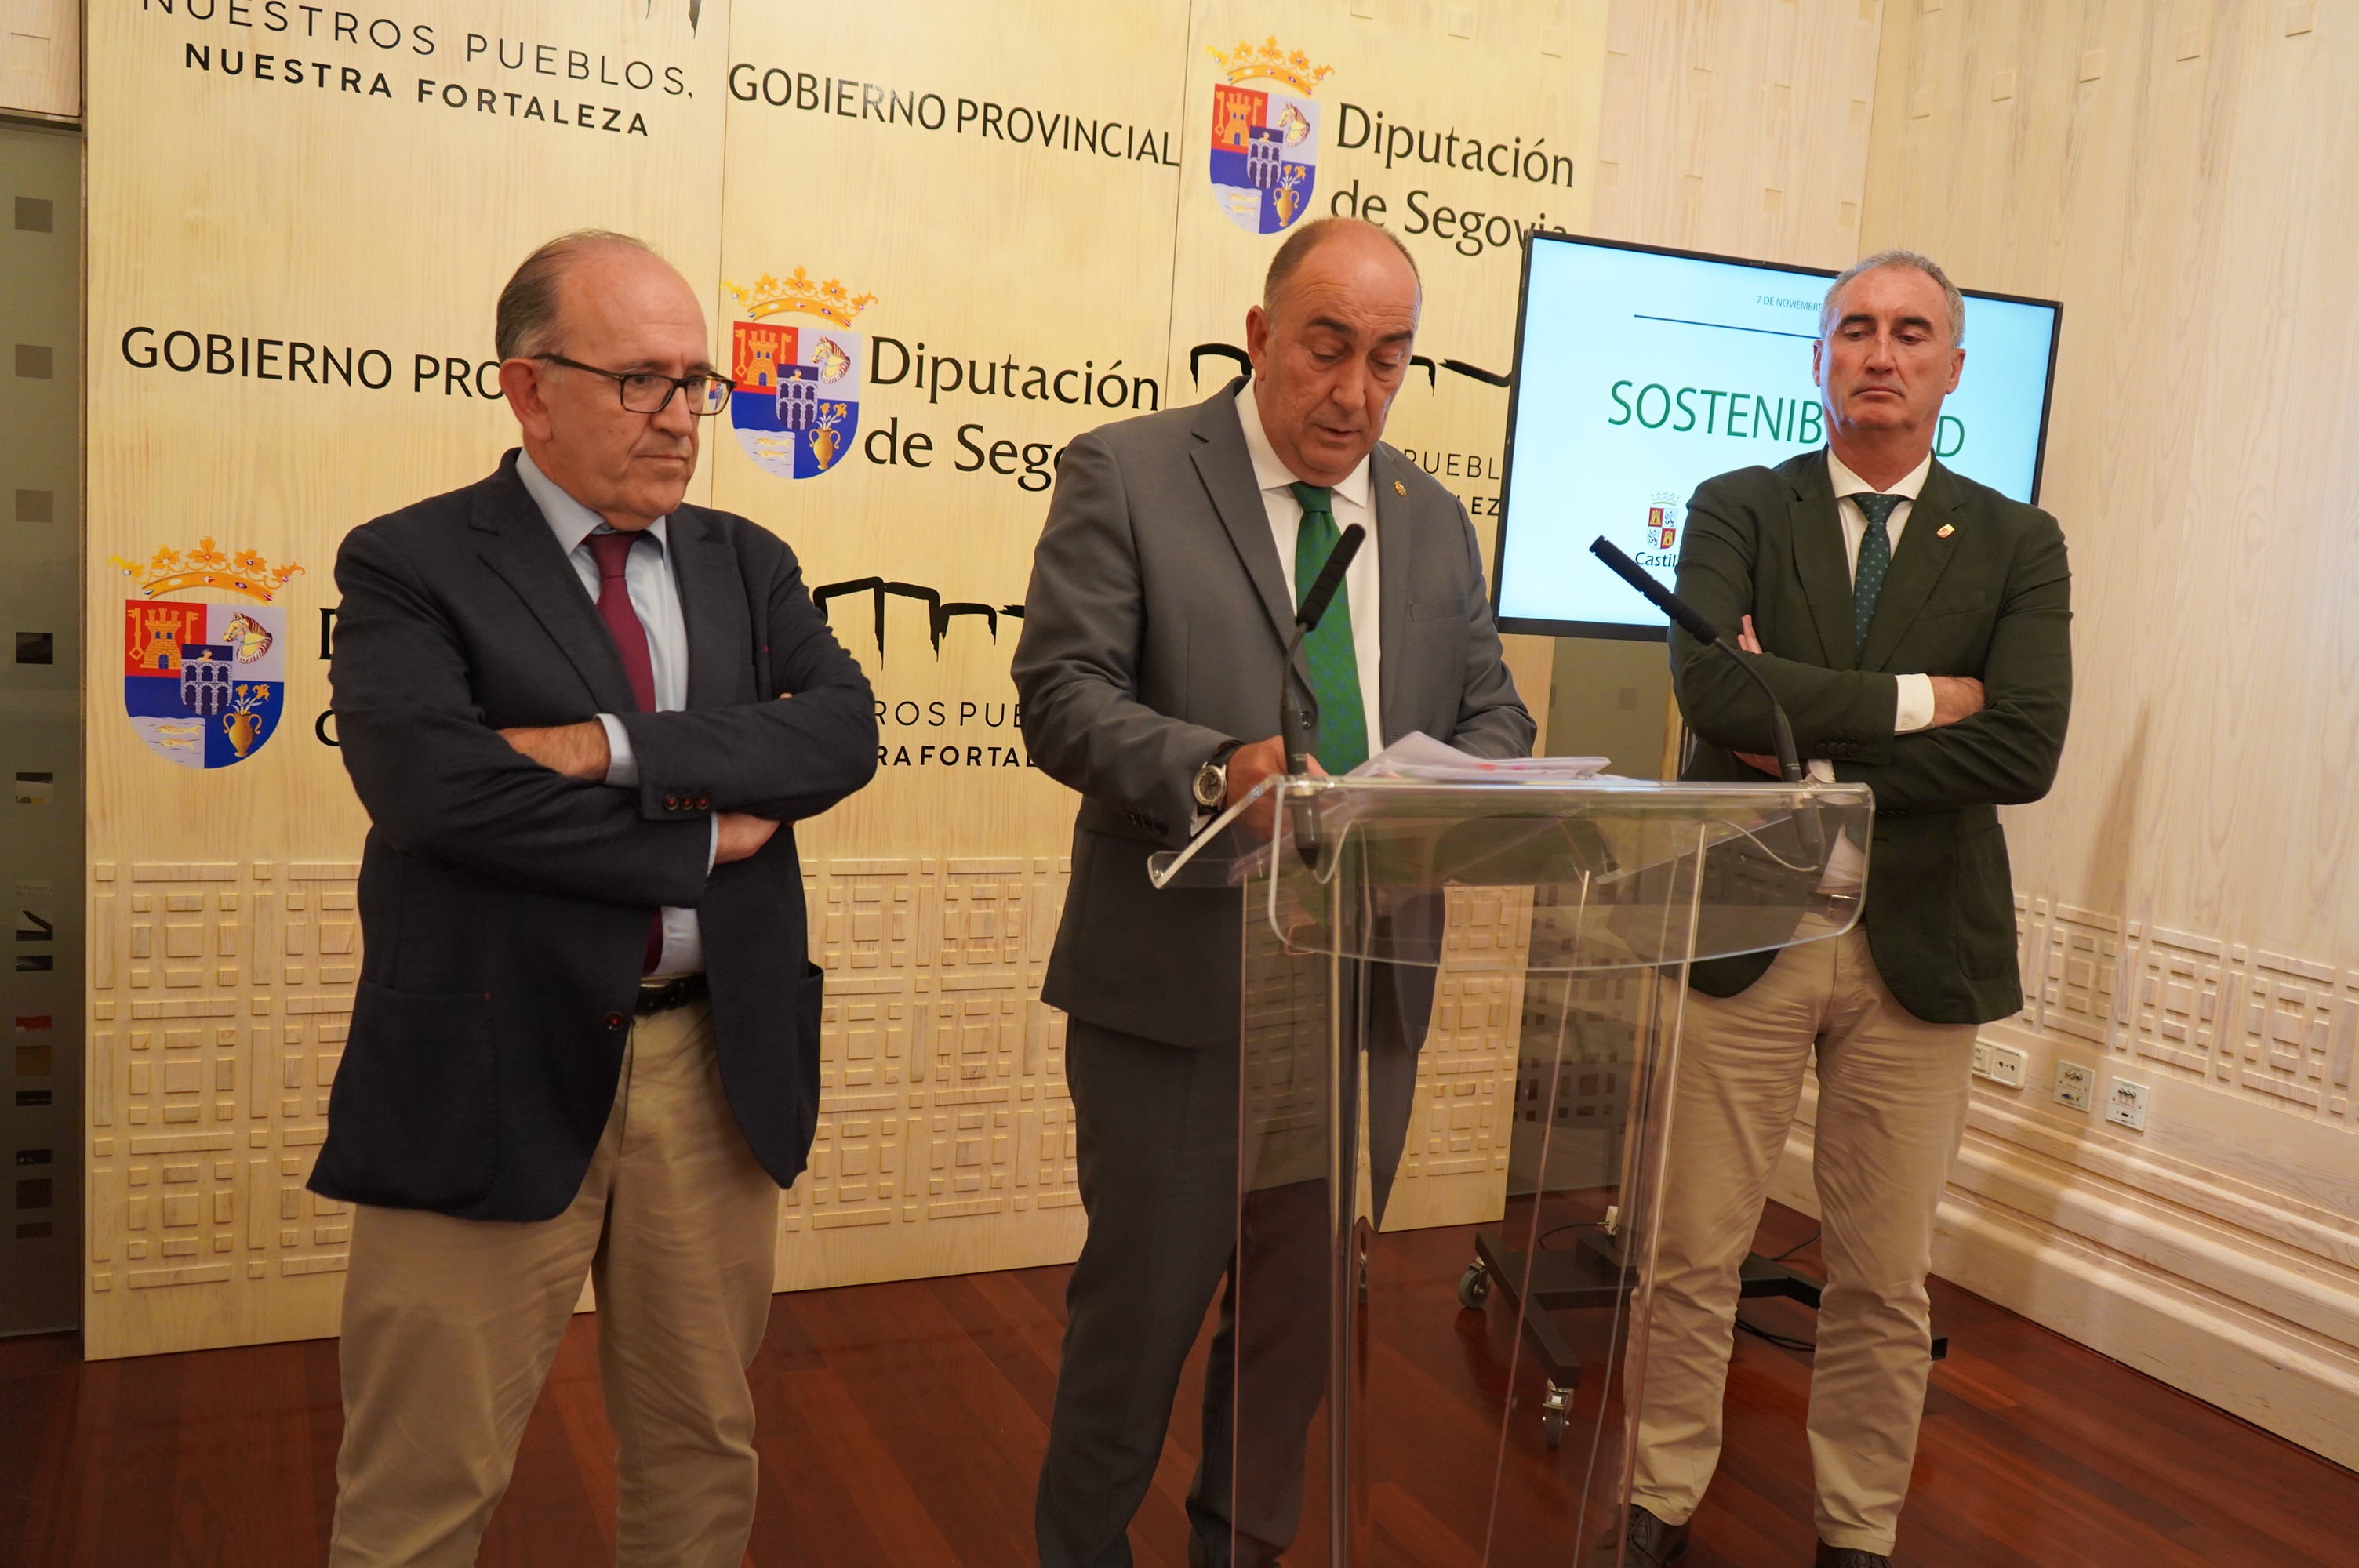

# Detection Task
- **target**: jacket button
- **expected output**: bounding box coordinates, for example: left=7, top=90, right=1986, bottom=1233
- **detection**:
left=696, top=794, right=710, bottom=809
left=603, top=1011, right=625, bottom=1030
left=663, top=793, right=679, bottom=809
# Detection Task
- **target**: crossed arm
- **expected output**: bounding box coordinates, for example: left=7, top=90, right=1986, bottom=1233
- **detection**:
left=331, top=524, right=876, bottom=902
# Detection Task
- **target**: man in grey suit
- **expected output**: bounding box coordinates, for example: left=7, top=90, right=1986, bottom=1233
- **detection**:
left=1014, top=216, right=1534, bottom=1568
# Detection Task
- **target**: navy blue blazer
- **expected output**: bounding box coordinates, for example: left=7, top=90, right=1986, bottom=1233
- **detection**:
left=311, top=451, right=878, bottom=1221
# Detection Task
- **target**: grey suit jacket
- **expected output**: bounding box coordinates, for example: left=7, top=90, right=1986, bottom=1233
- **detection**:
left=1012, top=379, right=1534, bottom=1047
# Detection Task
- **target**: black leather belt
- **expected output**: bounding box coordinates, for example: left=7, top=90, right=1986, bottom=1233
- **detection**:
left=635, top=972, right=708, bottom=1014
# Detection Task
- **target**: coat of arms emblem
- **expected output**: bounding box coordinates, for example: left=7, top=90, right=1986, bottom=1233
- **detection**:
left=113, top=539, right=300, bottom=769
left=724, top=268, right=871, bottom=481
left=1208, top=37, right=1332, bottom=235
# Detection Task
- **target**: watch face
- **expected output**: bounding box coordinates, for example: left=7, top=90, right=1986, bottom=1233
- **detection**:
left=1195, top=764, right=1223, bottom=808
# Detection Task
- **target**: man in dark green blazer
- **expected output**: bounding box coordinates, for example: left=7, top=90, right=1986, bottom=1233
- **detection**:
left=1626, top=251, right=2071, bottom=1568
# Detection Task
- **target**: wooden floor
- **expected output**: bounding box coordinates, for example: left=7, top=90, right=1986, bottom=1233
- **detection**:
left=5, top=1202, right=2355, bottom=1566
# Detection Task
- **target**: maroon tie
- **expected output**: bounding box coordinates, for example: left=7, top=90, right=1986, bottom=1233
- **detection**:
left=586, top=530, right=664, bottom=973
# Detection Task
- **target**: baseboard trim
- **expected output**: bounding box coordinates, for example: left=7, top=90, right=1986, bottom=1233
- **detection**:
left=1767, top=1124, right=2359, bottom=1472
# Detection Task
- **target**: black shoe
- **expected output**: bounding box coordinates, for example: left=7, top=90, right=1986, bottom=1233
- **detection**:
left=1626, top=1504, right=1690, bottom=1566
left=1814, top=1543, right=1891, bottom=1567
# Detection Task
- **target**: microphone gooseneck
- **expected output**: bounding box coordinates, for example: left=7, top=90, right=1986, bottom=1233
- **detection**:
left=1588, top=536, right=1823, bottom=864
left=1279, top=524, right=1367, bottom=865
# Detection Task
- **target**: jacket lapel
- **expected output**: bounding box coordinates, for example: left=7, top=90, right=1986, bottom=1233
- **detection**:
left=1788, top=452, right=1856, bottom=669
left=1857, top=459, right=1965, bottom=672
left=471, top=454, right=638, bottom=713
left=1189, top=379, right=1296, bottom=647
left=1371, top=447, right=1412, bottom=746
left=667, top=506, right=747, bottom=710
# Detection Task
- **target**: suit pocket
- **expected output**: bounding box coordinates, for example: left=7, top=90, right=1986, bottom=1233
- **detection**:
left=1953, top=823, right=2016, bottom=977
left=326, top=981, right=497, bottom=1210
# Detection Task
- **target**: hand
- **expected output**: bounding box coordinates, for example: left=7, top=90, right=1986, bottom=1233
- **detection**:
left=714, top=812, right=779, bottom=865
left=498, top=720, right=609, bottom=781
left=1224, top=735, right=1325, bottom=840
left=1929, top=676, right=1986, bottom=728
left=1738, top=615, right=1764, bottom=655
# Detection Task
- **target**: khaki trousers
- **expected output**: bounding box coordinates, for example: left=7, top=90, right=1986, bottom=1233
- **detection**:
left=1631, top=922, right=1977, bottom=1557
left=328, top=1000, right=780, bottom=1568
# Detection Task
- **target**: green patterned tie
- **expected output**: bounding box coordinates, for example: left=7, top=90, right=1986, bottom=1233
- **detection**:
left=1851, top=492, right=1903, bottom=659
left=1288, top=481, right=1368, bottom=774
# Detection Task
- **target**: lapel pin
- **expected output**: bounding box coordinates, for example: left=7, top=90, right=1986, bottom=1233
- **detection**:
left=1937, top=524, right=1955, bottom=539
left=1393, top=479, right=1407, bottom=495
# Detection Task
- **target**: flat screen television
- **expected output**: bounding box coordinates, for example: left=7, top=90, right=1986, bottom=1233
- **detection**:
left=1491, top=234, right=2062, bottom=639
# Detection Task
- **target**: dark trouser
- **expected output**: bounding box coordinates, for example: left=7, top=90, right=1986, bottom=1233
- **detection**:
left=1038, top=968, right=1432, bottom=1568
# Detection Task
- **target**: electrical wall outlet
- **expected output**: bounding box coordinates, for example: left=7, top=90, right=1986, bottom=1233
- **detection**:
left=1970, top=1040, right=2026, bottom=1088
left=2104, top=1077, right=2150, bottom=1131
left=2054, top=1060, right=2095, bottom=1112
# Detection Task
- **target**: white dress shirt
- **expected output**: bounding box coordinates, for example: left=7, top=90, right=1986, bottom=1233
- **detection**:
left=1236, top=380, right=1385, bottom=757
left=1826, top=447, right=1936, bottom=737
left=516, top=450, right=708, bottom=977
left=1812, top=447, right=1938, bottom=893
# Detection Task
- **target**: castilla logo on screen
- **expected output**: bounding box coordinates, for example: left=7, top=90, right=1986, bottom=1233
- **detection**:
left=1645, top=504, right=1678, bottom=552
left=724, top=269, right=871, bottom=481
left=1207, top=38, right=1332, bottom=235
left=113, top=539, right=302, bottom=770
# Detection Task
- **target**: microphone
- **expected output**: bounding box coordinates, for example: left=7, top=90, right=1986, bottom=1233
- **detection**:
left=1278, top=524, right=1366, bottom=864
left=1588, top=537, right=1823, bottom=865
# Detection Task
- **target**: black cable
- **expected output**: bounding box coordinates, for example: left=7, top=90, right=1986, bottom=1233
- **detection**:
left=1735, top=1315, right=1817, bottom=1354
left=1736, top=1229, right=1826, bottom=1352
left=1536, top=1219, right=1605, bottom=1250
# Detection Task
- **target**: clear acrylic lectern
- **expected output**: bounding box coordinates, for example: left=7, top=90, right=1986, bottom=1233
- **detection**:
left=1187, top=774, right=1873, bottom=1568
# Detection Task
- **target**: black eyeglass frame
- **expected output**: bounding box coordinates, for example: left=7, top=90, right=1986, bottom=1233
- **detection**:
left=534, top=353, right=737, bottom=416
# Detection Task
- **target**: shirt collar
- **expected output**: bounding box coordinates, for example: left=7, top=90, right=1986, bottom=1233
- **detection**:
left=1238, top=380, right=1374, bottom=512
left=1825, top=445, right=1932, bottom=502
left=515, top=448, right=669, bottom=555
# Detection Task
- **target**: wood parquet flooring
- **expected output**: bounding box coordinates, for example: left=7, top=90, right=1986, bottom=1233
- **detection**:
left=5, top=1203, right=2354, bottom=1566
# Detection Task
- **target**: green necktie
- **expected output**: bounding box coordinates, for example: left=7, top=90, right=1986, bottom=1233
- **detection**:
left=1288, top=481, right=1368, bottom=775
left=1851, top=492, right=1903, bottom=658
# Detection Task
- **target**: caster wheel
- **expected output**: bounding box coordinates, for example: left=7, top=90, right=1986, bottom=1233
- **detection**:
left=1457, top=1262, right=1490, bottom=1310
left=1543, top=1407, right=1567, bottom=1447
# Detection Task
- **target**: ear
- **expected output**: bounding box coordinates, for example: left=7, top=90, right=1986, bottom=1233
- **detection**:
left=1811, top=338, right=1825, bottom=388
left=500, top=358, right=555, bottom=444
left=1245, top=303, right=1270, bottom=374
left=1944, top=346, right=1965, bottom=396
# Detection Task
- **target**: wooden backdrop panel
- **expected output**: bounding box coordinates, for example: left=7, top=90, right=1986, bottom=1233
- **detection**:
left=1166, top=0, right=1611, bottom=1230
left=1822, top=0, right=2359, bottom=1468
left=707, top=0, right=1195, bottom=1289
left=82, top=0, right=733, bottom=1359
left=83, top=1, right=1619, bottom=1355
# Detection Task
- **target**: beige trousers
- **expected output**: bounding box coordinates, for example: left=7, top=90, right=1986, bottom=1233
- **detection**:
left=1631, top=922, right=1978, bottom=1556
left=327, top=1000, right=780, bottom=1568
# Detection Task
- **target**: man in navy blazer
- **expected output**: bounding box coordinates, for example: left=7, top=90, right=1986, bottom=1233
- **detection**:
left=315, top=230, right=875, bottom=1567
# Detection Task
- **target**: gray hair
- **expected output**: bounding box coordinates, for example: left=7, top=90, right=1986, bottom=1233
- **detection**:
left=494, top=230, right=661, bottom=360
left=1819, top=248, right=1965, bottom=346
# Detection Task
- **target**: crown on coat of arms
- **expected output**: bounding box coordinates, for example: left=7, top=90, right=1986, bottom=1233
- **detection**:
left=1208, top=37, right=1332, bottom=94
left=723, top=267, right=878, bottom=329
left=111, top=539, right=304, bottom=602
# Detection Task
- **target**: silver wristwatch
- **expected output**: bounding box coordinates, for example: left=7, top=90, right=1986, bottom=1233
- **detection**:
left=1193, top=741, right=1243, bottom=811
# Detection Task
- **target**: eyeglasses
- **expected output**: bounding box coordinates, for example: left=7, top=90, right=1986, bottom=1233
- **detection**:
left=535, top=354, right=736, bottom=416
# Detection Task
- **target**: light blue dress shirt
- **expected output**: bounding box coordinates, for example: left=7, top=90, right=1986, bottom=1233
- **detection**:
left=516, top=450, right=708, bottom=977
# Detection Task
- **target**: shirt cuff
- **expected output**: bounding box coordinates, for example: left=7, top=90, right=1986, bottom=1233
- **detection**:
left=1892, top=673, right=1936, bottom=735
left=707, top=814, right=718, bottom=875
left=596, top=713, right=638, bottom=786
left=1807, top=759, right=1837, bottom=784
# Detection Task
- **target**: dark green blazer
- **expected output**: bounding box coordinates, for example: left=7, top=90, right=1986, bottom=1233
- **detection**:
left=1670, top=449, right=2072, bottom=1025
